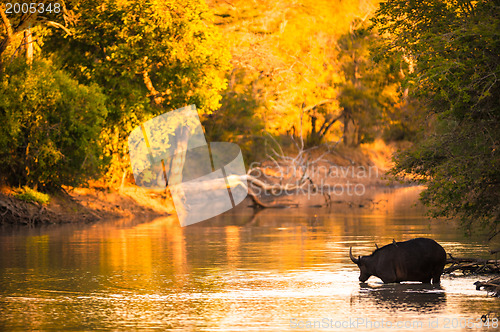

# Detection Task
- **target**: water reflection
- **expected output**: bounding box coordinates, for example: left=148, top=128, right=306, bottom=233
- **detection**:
left=1, top=186, right=500, bottom=330
left=357, top=283, right=446, bottom=313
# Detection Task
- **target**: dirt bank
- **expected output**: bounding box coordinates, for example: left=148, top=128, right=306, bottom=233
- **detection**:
left=0, top=185, right=175, bottom=226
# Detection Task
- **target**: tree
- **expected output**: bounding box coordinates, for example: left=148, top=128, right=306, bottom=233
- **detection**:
left=208, top=0, right=381, bottom=148
left=0, top=60, right=107, bottom=189
left=336, top=19, right=404, bottom=147
left=46, top=0, right=231, bottom=183
left=0, top=2, right=107, bottom=189
left=0, top=1, right=71, bottom=70
left=373, top=0, right=500, bottom=236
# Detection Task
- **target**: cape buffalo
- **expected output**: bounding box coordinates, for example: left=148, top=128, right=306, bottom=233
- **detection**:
left=350, top=238, right=446, bottom=284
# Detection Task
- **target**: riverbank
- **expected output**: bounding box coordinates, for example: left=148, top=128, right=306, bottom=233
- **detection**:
left=0, top=185, right=175, bottom=226
left=0, top=139, right=404, bottom=226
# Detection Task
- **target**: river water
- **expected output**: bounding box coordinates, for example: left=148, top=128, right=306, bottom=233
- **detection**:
left=1, top=186, right=499, bottom=331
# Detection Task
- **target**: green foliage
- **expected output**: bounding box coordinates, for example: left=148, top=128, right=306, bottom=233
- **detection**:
left=382, top=100, right=423, bottom=143
left=374, top=0, right=500, bottom=235
left=202, top=69, right=266, bottom=163
left=45, top=0, right=231, bottom=183
left=336, top=21, right=406, bottom=146
left=13, top=186, right=50, bottom=205
left=0, top=60, right=107, bottom=188
left=50, top=0, right=230, bottom=113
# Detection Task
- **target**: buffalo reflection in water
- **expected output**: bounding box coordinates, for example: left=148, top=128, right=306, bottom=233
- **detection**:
left=355, top=283, right=446, bottom=313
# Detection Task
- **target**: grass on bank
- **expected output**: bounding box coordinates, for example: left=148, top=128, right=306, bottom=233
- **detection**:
left=13, top=186, right=50, bottom=205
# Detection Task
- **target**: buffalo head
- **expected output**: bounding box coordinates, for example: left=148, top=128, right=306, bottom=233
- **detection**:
left=350, top=247, right=374, bottom=282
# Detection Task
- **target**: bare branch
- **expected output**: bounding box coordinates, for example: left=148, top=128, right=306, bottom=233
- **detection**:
left=303, top=99, right=336, bottom=113
left=0, top=6, right=13, bottom=38
left=265, top=131, right=285, bottom=158
left=43, top=20, right=72, bottom=35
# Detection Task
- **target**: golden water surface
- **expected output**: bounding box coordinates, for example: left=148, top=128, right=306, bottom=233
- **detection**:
left=1, top=187, right=499, bottom=331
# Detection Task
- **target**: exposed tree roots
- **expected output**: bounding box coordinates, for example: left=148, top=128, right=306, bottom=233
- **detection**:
left=444, top=253, right=500, bottom=297
left=0, top=193, right=57, bottom=225
left=0, top=191, right=99, bottom=226
left=445, top=253, right=500, bottom=274
left=475, top=276, right=500, bottom=297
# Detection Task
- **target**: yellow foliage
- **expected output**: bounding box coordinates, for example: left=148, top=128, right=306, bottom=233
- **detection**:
left=209, top=0, right=381, bottom=138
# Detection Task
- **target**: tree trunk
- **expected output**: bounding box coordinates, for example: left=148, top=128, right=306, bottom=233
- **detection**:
left=310, top=115, right=317, bottom=137
left=356, top=123, right=361, bottom=146
left=24, top=27, right=33, bottom=65
left=168, top=126, right=188, bottom=187
left=352, top=121, right=360, bottom=146
left=342, top=113, right=349, bottom=145
left=0, top=8, right=14, bottom=72
left=306, top=115, right=319, bottom=146
left=168, top=126, right=189, bottom=217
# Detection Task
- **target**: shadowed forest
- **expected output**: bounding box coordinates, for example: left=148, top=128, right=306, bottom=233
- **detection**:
left=0, top=0, right=498, bottom=236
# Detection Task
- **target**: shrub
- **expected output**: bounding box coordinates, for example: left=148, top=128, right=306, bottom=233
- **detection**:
left=0, top=60, right=108, bottom=189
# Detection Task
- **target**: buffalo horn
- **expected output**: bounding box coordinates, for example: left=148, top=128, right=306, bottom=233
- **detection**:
left=349, top=247, right=360, bottom=264
left=375, top=243, right=379, bottom=249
